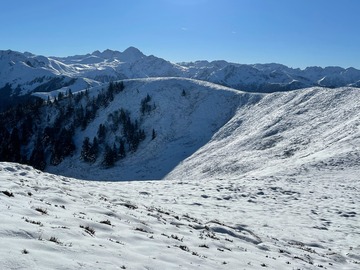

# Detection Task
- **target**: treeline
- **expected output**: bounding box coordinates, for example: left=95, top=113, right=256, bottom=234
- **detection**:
left=0, top=80, right=154, bottom=170
left=81, top=107, right=146, bottom=167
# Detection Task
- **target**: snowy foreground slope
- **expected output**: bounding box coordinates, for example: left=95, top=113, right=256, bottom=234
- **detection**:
left=1, top=162, right=359, bottom=269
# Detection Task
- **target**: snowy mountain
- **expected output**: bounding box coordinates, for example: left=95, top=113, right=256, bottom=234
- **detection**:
left=1, top=47, right=360, bottom=111
left=182, top=61, right=360, bottom=92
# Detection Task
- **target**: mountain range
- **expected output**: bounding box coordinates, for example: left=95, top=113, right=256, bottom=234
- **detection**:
left=2, top=47, right=360, bottom=111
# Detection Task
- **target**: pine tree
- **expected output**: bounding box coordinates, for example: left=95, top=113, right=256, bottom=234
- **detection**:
left=81, top=137, right=92, bottom=162
left=114, top=81, right=125, bottom=93
left=140, top=94, right=152, bottom=115
left=29, top=138, right=46, bottom=170
left=88, top=137, right=99, bottom=163
left=50, top=127, right=75, bottom=165
left=57, top=92, right=64, bottom=101
left=119, top=139, right=126, bottom=159
left=8, top=127, right=21, bottom=162
left=97, top=124, right=107, bottom=143
left=20, top=116, right=33, bottom=145
left=112, top=143, right=119, bottom=161
left=102, top=144, right=115, bottom=167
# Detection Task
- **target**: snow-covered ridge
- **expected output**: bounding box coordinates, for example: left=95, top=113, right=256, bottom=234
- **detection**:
left=167, top=86, right=360, bottom=180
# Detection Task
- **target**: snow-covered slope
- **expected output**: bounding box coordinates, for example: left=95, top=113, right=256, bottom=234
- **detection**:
left=1, top=161, right=359, bottom=269
left=47, top=78, right=255, bottom=180
left=166, top=87, right=360, bottom=180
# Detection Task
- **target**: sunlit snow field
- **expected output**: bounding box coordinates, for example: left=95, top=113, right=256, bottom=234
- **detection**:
left=1, top=162, right=359, bottom=269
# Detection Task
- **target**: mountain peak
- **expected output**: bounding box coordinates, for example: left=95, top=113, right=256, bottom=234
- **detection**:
left=90, top=47, right=144, bottom=62
left=121, top=46, right=145, bottom=62
left=123, top=46, right=142, bottom=54
left=91, top=49, right=121, bottom=59
left=92, top=50, right=101, bottom=56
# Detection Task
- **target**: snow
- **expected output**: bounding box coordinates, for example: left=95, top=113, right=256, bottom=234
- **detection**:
left=1, top=161, right=359, bottom=269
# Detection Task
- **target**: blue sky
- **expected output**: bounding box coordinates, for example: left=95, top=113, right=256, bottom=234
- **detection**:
left=1, top=0, right=360, bottom=68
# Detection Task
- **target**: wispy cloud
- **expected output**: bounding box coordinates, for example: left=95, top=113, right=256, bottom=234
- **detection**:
left=181, top=27, right=188, bottom=31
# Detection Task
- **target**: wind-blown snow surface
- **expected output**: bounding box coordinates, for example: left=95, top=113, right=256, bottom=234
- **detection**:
left=1, top=162, right=359, bottom=269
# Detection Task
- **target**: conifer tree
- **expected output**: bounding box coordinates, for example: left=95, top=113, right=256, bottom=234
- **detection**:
left=119, top=139, right=126, bottom=159
left=102, top=144, right=115, bottom=167
left=29, top=138, right=46, bottom=170
left=81, top=137, right=92, bottom=162
left=8, top=127, right=21, bottom=162
left=88, top=137, right=99, bottom=163
left=97, top=124, right=107, bottom=143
